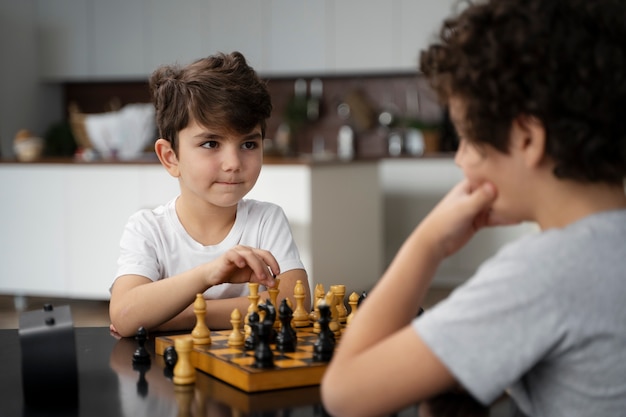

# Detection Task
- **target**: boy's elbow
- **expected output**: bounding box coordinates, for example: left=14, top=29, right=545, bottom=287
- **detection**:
left=321, top=367, right=358, bottom=417
left=109, top=305, right=138, bottom=338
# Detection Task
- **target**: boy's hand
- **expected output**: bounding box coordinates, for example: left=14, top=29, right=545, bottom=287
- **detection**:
left=205, top=245, right=279, bottom=288
left=419, top=179, right=507, bottom=259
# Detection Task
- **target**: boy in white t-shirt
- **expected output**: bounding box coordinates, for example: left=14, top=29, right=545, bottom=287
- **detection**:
left=109, top=52, right=310, bottom=338
left=322, top=1, right=626, bottom=416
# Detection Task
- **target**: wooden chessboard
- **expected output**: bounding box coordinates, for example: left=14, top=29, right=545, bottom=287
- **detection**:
left=155, top=327, right=333, bottom=392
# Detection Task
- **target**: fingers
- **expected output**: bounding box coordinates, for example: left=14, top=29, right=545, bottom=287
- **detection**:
left=224, top=246, right=280, bottom=285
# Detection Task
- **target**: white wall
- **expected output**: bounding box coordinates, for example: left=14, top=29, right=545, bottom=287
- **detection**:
left=0, top=0, right=62, bottom=157
left=380, top=159, right=537, bottom=286
left=0, top=0, right=459, bottom=157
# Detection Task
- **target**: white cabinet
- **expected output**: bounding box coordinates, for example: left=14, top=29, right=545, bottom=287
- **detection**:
left=0, top=164, right=179, bottom=299
left=35, top=0, right=459, bottom=79
left=0, top=161, right=382, bottom=300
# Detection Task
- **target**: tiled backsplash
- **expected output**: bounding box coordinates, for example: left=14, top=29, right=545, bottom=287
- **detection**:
left=64, top=72, right=457, bottom=159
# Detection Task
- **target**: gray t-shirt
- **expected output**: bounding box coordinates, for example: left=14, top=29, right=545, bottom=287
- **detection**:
left=414, top=209, right=626, bottom=417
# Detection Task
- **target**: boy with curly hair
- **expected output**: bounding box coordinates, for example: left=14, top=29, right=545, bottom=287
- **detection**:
left=109, top=52, right=309, bottom=338
left=322, top=1, right=626, bottom=416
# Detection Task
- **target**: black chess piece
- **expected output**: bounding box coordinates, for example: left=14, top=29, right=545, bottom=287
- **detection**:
left=258, top=300, right=277, bottom=343
left=358, top=291, right=368, bottom=307
left=162, top=345, right=177, bottom=379
left=313, top=304, right=335, bottom=362
left=276, top=298, right=296, bottom=352
left=132, top=326, right=151, bottom=365
left=164, top=345, right=178, bottom=367
left=245, top=311, right=260, bottom=350
left=253, top=319, right=274, bottom=369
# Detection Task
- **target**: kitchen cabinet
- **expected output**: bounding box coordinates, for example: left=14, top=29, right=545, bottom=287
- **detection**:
left=35, top=0, right=458, bottom=80
left=0, top=161, right=382, bottom=300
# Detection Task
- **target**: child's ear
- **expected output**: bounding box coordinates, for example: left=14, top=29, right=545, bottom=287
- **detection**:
left=155, top=138, right=180, bottom=177
left=512, top=114, right=547, bottom=168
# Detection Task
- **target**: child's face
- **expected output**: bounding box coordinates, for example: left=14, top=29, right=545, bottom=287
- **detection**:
left=174, top=119, right=264, bottom=208
left=450, top=97, right=529, bottom=223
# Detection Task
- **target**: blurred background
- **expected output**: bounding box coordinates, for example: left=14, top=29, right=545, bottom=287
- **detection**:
left=0, top=1, right=535, bottom=313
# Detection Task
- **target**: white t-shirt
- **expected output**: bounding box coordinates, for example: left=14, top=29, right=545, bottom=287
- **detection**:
left=114, top=198, right=305, bottom=299
left=414, top=209, right=626, bottom=417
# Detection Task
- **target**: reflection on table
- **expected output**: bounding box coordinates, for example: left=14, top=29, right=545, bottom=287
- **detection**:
left=0, top=327, right=511, bottom=417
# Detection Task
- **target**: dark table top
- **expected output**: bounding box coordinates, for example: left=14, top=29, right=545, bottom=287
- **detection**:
left=0, top=327, right=512, bottom=417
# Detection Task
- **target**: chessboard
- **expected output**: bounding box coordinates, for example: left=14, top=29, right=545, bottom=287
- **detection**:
left=155, top=326, right=331, bottom=393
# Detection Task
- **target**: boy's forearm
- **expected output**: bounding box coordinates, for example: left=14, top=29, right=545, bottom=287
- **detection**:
left=336, top=225, right=443, bottom=357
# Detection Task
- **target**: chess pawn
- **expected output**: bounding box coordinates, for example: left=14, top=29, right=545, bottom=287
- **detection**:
left=228, top=308, right=244, bottom=347
left=132, top=326, right=151, bottom=365
left=309, top=283, right=325, bottom=323
left=324, top=290, right=341, bottom=338
left=313, top=303, right=335, bottom=362
left=268, top=278, right=281, bottom=329
left=276, top=298, right=297, bottom=352
left=346, top=291, right=359, bottom=325
left=192, top=294, right=211, bottom=345
left=292, top=279, right=310, bottom=327
left=173, top=337, right=196, bottom=385
left=331, top=285, right=348, bottom=324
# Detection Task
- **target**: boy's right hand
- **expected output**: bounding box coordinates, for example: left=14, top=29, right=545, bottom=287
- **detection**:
left=205, top=245, right=279, bottom=289
left=418, top=179, right=506, bottom=259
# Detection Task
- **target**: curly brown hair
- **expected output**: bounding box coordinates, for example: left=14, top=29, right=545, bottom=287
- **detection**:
left=420, top=0, right=626, bottom=184
left=149, top=51, right=272, bottom=153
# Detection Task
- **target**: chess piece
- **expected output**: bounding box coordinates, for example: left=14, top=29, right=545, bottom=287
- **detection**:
left=276, top=299, right=296, bottom=352
left=245, top=282, right=260, bottom=334
left=228, top=308, right=244, bottom=347
left=292, top=279, right=309, bottom=327
left=268, top=278, right=281, bottom=329
left=358, top=291, right=368, bottom=307
left=253, top=319, right=274, bottom=368
left=192, top=294, right=211, bottom=346
left=258, top=300, right=277, bottom=343
left=132, top=326, right=151, bottom=365
left=244, top=310, right=260, bottom=350
left=346, top=291, right=359, bottom=325
left=163, top=345, right=178, bottom=380
left=309, top=283, right=325, bottom=323
left=173, top=337, right=196, bottom=385
left=325, top=290, right=341, bottom=338
left=313, top=303, right=335, bottom=362
left=331, top=285, right=348, bottom=324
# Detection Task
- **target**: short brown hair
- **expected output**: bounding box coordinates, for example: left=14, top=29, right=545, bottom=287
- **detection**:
left=149, top=51, right=272, bottom=152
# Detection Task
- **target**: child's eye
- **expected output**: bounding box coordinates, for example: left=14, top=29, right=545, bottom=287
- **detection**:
left=241, top=141, right=259, bottom=150
left=201, top=141, right=218, bottom=149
